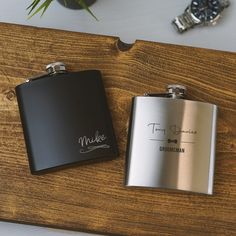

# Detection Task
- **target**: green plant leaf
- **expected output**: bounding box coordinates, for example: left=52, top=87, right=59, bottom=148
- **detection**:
left=27, top=0, right=40, bottom=15
left=28, top=0, right=53, bottom=19
left=27, top=0, right=38, bottom=10
left=27, top=0, right=98, bottom=20
left=41, top=0, right=53, bottom=16
left=75, top=0, right=98, bottom=21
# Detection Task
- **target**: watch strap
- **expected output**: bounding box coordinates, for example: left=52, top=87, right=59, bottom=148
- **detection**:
left=172, top=7, right=196, bottom=33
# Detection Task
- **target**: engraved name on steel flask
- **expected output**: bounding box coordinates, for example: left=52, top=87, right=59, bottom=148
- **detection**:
left=126, top=85, right=217, bottom=194
left=16, top=62, right=118, bottom=174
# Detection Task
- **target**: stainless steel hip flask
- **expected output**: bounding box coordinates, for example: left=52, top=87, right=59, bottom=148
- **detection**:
left=126, top=85, right=217, bottom=194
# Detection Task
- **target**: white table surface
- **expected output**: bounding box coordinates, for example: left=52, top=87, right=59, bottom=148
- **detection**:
left=0, top=0, right=236, bottom=51
left=0, top=0, right=235, bottom=235
left=0, top=222, right=100, bottom=236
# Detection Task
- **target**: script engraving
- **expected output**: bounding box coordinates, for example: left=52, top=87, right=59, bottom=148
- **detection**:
left=78, top=130, right=110, bottom=153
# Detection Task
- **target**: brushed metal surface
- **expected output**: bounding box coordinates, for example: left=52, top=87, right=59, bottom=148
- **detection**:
left=126, top=97, right=217, bottom=194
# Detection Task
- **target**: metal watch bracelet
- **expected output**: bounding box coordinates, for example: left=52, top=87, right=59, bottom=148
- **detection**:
left=172, top=7, right=197, bottom=33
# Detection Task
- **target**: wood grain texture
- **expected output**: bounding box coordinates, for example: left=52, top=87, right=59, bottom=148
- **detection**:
left=0, top=23, right=236, bottom=236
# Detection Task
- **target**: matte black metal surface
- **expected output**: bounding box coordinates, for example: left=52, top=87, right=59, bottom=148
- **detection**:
left=16, top=70, right=118, bottom=174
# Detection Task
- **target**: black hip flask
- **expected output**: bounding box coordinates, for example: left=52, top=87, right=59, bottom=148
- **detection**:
left=16, top=62, right=118, bottom=174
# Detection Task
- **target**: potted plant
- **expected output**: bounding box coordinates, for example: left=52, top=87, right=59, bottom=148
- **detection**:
left=57, top=0, right=96, bottom=9
left=27, top=0, right=97, bottom=19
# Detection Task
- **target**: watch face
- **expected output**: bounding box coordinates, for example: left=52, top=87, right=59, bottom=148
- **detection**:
left=191, top=0, right=221, bottom=22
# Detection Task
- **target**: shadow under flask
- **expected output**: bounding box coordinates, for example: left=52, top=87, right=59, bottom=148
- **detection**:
left=16, top=62, right=118, bottom=174
left=126, top=85, right=217, bottom=194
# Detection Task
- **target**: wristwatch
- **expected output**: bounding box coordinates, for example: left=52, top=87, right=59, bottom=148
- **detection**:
left=172, top=0, right=230, bottom=33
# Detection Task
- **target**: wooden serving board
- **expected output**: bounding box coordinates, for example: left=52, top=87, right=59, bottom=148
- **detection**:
left=0, top=23, right=235, bottom=236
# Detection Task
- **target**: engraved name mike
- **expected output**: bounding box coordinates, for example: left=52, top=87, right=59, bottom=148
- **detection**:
left=78, top=130, right=110, bottom=153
